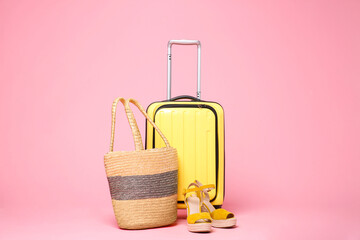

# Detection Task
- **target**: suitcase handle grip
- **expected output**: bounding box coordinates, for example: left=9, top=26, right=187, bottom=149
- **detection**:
left=167, top=40, right=201, bottom=100
left=168, top=40, right=200, bottom=46
left=168, top=95, right=201, bottom=102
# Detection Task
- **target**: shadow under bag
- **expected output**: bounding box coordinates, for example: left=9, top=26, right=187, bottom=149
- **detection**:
left=146, top=40, right=225, bottom=209
left=104, top=98, right=178, bottom=229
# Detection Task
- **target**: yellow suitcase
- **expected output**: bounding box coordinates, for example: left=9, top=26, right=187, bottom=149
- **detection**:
left=146, top=40, right=225, bottom=209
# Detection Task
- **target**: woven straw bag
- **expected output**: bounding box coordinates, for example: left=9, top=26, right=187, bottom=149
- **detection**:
left=104, top=97, right=178, bottom=230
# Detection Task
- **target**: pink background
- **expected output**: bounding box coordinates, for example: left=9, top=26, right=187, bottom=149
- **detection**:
left=1, top=0, right=360, bottom=239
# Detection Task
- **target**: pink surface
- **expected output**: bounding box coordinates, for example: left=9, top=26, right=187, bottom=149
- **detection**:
left=1, top=0, right=359, bottom=239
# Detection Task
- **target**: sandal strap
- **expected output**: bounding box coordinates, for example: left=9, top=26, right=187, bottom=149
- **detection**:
left=210, top=209, right=234, bottom=220
left=194, top=180, right=215, bottom=203
left=199, top=184, right=215, bottom=192
left=183, top=183, right=202, bottom=207
left=187, top=212, right=212, bottom=224
left=183, top=186, right=201, bottom=196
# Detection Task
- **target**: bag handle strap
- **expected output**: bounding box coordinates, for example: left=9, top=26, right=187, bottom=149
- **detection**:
left=126, top=98, right=171, bottom=148
left=109, top=97, right=144, bottom=152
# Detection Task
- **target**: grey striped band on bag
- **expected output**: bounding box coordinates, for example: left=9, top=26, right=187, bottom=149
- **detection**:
left=108, top=170, right=178, bottom=200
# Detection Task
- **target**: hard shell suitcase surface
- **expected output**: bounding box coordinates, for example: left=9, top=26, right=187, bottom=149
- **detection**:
left=146, top=40, right=224, bottom=208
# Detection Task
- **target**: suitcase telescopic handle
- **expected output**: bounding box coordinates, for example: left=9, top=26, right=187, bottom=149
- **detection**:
left=167, top=40, right=201, bottom=100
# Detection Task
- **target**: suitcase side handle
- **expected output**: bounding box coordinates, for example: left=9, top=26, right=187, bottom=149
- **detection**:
left=167, top=40, right=201, bottom=101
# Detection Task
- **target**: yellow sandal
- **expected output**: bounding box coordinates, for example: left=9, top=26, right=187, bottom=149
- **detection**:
left=184, top=183, right=212, bottom=232
left=195, top=180, right=237, bottom=228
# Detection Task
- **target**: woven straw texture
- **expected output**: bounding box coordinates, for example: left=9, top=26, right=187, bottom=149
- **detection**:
left=104, top=98, right=178, bottom=230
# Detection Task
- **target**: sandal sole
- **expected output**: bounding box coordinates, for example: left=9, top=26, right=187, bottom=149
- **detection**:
left=187, top=223, right=212, bottom=232
left=212, top=218, right=237, bottom=228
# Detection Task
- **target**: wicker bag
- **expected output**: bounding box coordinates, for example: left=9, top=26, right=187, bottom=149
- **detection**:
left=104, top=98, right=178, bottom=230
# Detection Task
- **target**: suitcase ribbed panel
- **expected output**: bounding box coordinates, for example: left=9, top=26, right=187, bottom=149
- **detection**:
left=154, top=108, right=216, bottom=202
